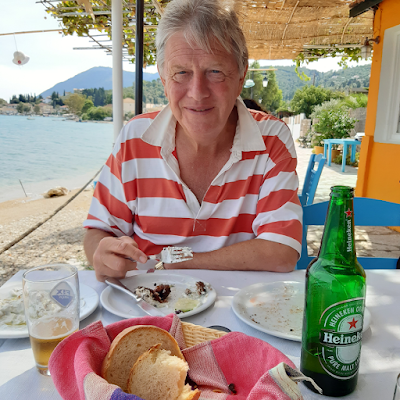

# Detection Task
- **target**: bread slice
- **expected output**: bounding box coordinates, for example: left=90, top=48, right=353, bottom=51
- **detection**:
left=101, top=325, right=184, bottom=392
left=127, top=344, right=200, bottom=400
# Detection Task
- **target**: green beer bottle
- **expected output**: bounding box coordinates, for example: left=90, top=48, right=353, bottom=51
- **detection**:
left=300, top=186, right=366, bottom=397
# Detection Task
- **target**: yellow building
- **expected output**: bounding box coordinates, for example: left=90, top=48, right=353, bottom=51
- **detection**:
left=355, top=0, right=400, bottom=212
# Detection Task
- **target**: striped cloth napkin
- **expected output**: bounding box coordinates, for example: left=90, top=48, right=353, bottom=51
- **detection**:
left=49, top=314, right=319, bottom=400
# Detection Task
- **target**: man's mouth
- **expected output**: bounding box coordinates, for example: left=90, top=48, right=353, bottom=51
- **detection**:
left=187, top=107, right=213, bottom=112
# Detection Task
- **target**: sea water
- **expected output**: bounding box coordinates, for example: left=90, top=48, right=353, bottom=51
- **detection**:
left=0, top=115, right=114, bottom=203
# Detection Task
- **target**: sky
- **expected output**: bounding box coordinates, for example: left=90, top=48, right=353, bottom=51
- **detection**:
left=0, top=0, right=372, bottom=102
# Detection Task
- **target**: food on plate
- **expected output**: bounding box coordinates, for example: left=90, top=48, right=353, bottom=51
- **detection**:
left=127, top=344, right=200, bottom=400
left=0, top=287, right=25, bottom=328
left=134, top=281, right=212, bottom=314
left=0, top=286, right=86, bottom=330
left=174, top=298, right=200, bottom=314
left=101, top=325, right=185, bottom=392
left=135, top=284, right=172, bottom=305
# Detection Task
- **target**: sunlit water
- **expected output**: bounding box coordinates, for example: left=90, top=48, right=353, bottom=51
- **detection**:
left=0, top=115, right=114, bottom=202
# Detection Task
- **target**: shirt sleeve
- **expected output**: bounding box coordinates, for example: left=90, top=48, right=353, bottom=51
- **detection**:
left=83, top=128, right=135, bottom=238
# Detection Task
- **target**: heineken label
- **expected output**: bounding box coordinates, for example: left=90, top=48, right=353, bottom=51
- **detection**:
left=318, top=298, right=364, bottom=379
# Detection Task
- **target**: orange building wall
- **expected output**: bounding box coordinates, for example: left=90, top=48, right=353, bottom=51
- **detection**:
left=355, top=0, right=400, bottom=208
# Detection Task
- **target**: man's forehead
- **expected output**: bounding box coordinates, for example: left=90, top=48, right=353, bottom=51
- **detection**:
left=165, top=32, right=232, bottom=61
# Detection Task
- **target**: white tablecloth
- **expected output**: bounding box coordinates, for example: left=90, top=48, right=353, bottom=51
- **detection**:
left=1, top=269, right=400, bottom=399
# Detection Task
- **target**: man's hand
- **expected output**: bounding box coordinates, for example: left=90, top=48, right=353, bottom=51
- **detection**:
left=84, top=230, right=148, bottom=282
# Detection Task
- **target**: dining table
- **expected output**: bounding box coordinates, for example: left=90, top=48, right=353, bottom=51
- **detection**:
left=1, top=268, right=399, bottom=399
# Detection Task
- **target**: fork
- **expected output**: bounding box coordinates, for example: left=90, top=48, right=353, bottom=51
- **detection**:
left=148, top=246, right=193, bottom=263
left=125, top=246, right=193, bottom=265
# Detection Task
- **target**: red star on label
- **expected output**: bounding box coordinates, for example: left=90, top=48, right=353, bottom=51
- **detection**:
left=348, top=318, right=358, bottom=329
left=344, top=208, right=353, bottom=217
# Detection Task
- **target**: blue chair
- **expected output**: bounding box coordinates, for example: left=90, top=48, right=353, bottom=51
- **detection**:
left=298, top=153, right=326, bottom=206
left=297, top=197, right=400, bottom=269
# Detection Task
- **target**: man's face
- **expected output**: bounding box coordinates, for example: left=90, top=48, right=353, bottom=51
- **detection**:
left=159, top=32, right=246, bottom=143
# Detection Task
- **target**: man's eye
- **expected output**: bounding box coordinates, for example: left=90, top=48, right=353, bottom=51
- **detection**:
left=211, top=70, right=222, bottom=74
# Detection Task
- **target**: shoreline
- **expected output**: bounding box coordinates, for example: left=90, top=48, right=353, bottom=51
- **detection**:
left=0, top=169, right=101, bottom=204
left=0, top=186, right=95, bottom=287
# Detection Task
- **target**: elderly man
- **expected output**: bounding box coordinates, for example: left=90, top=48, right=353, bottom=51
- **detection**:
left=83, top=0, right=302, bottom=282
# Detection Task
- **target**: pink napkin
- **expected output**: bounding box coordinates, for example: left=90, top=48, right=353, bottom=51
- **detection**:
left=49, top=315, right=316, bottom=400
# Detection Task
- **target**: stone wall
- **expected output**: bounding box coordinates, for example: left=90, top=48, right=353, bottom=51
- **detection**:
left=349, top=107, right=367, bottom=136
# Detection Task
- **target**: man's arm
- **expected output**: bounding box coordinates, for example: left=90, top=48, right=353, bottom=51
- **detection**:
left=83, top=228, right=148, bottom=281
left=166, top=239, right=298, bottom=272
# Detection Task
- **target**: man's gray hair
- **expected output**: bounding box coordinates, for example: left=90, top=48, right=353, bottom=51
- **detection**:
left=156, top=0, right=248, bottom=77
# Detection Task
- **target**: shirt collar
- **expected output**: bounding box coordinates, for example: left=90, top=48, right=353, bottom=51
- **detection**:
left=141, top=97, right=266, bottom=153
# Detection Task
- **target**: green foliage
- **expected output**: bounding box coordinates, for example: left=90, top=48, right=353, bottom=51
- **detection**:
left=312, top=109, right=357, bottom=147
left=310, top=99, right=342, bottom=120
left=273, top=64, right=371, bottom=102
left=34, top=105, right=40, bottom=114
left=16, top=103, right=24, bottom=113
left=123, top=79, right=168, bottom=105
left=82, top=88, right=107, bottom=106
left=46, top=0, right=160, bottom=67
left=289, top=85, right=343, bottom=118
left=82, top=99, right=95, bottom=114
left=51, top=91, right=64, bottom=106
left=10, top=94, right=39, bottom=104
left=83, top=106, right=112, bottom=121
left=240, top=61, right=282, bottom=113
left=341, top=93, right=368, bottom=109
left=63, top=93, right=86, bottom=115
left=0, top=98, right=6, bottom=106
left=294, top=47, right=367, bottom=80
left=333, top=152, right=360, bottom=167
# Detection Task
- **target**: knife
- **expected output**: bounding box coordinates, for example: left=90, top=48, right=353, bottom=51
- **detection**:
left=105, top=277, right=167, bottom=317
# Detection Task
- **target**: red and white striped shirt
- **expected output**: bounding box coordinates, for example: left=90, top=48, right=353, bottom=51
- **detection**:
left=84, top=98, right=302, bottom=256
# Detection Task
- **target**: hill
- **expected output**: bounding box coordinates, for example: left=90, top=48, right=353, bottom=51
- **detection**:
left=40, top=64, right=371, bottom=102
left=40, top=67, right=160, bottom=98
left=274, top=64, right=371, bottom=101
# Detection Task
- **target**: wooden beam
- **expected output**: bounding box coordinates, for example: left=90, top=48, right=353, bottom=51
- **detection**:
left=349, top=0, right=384, bottom=18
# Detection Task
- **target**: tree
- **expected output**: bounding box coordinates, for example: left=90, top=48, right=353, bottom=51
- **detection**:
left=82, top=99, right=94, bottom=114
left=260, top=70, right=282, bottom=113
left=34, top=105, right=41, bottom=114
left=0, top=98, right=6, bottom=106
left=240, top=61, right=282, bottom=113
left=63, top=93, right=86, bottom=115
left=289, top=85, right=343, bottom=118
left=16, top=102, right=24, bottom=113
left=86, top=106, right=111, bottom=120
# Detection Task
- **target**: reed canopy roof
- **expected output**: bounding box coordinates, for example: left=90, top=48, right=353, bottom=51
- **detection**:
left=42, top=0, right=376, bottom=63
left=234, top=0, right=374, bottom=60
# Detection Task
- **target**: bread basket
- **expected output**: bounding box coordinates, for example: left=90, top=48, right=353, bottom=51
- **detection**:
left=181, top=321, right=228, bottom=347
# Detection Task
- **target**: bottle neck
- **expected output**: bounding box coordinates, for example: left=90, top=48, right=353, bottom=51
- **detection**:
left=318, top=193, right=357, bottom=264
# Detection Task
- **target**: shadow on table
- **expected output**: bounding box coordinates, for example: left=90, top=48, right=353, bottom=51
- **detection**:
left=0, top=366, right=61, bottom=399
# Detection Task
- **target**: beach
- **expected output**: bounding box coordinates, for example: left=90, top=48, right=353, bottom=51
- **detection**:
left=0, top=186, right=94, bottom=286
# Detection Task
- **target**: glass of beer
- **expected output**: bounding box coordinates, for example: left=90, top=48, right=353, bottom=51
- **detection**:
left=22, top=263, right=80, bottom=376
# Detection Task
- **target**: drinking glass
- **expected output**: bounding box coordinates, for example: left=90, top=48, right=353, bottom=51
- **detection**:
left=22, top=264, right=80, bottom=376
left=394, top=373, right=400, bottom=400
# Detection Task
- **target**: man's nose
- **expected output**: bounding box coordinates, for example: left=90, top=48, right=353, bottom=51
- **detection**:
left=187, top=73, right=210, bottom=101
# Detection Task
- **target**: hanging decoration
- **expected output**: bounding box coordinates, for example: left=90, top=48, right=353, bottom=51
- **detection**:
left=12, top=33, right=30, bottom=66
left=12, top=51, right=30, bottom=65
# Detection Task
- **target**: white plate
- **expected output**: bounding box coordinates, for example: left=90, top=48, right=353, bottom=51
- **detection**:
left=0, top=282, right=99, bottom=339
left=100, top=273, right=216, bottom=319
left=231, top=281, right=371, bottom=342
